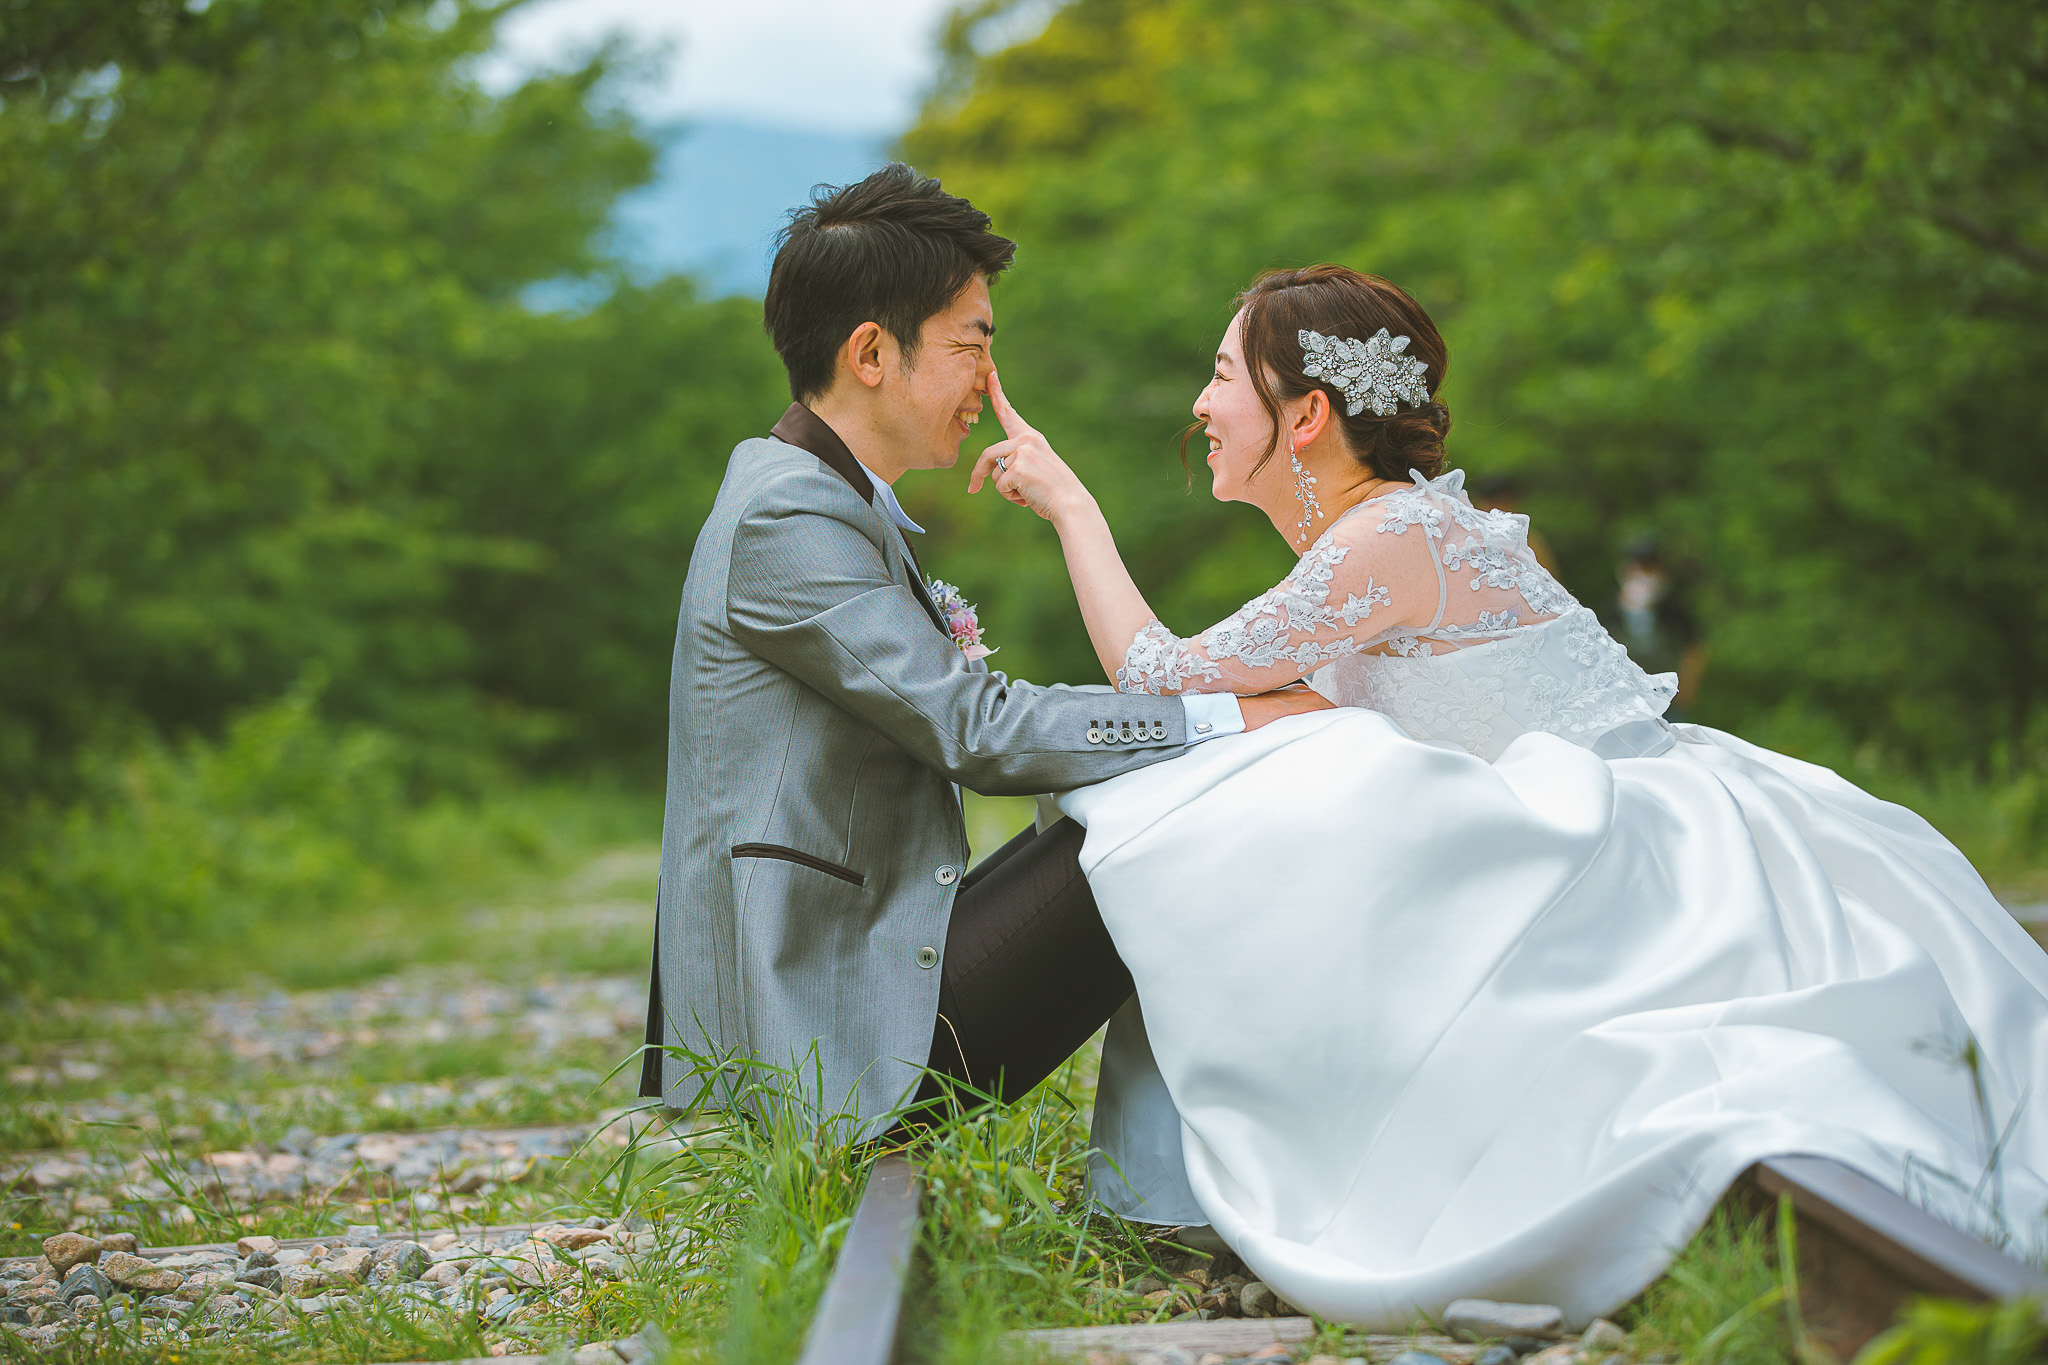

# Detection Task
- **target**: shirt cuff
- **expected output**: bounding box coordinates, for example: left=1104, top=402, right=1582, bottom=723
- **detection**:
left=1178, top=693, right=1246, bottom=745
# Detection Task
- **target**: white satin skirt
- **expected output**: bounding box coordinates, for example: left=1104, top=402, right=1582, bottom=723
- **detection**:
left=1056, top=711, right=2048, bottom=1328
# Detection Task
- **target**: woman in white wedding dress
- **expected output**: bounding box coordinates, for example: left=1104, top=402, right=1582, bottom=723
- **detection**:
left=970, top=264, right=2048, bottom=1327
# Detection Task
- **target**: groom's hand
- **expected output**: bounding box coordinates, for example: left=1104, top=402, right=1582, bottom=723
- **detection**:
left=1239, top=684, right=1337, bottom=732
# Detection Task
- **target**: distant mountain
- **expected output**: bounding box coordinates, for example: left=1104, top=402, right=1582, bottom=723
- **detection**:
left=608, top=120, right=894, bottom=297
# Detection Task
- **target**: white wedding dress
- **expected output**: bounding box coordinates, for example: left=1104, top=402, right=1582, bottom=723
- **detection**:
left=1060, top=470, right=2048, bottom=1328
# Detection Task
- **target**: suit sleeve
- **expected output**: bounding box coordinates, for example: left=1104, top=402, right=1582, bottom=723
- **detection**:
left=725, top=489, right=1187, bottom=795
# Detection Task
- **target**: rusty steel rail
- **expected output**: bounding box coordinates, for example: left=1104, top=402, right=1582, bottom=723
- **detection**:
left=795, top=1155, right=923, bottom=1365
left=1740, top=1155, right=2048, bottom=1357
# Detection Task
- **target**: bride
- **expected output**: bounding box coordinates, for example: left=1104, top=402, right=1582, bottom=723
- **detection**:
left=968, top=264, right=2048, bottom=1326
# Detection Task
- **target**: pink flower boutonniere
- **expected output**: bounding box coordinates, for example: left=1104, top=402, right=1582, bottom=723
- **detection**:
left=928, top=580, right=996, bottom=661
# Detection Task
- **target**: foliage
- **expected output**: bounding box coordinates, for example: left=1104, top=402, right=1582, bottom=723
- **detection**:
left=0, top=679, right=656, bottom=998
left=899, top=0, right=2048, bottom=777
left=1623, top=1204, right=1796, bottom=1364
left=0, top=0, right=782, bottom=988
left=0, top=0, right=785, bottom=809
left=1854, top=1295, right=2047, bottom=1365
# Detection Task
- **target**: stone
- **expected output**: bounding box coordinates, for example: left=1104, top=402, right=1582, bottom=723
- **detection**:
left=580, top=1250, right=628, bottom=1281
left=236, top=1265, right=283, bottom=1291
left=40, top=1233, right=100, bottom=1275
left=558, top=1228, right=611, bottom=1250
left=58, top=1264, right=112, bottom=1304
left=236, top=1235, right=281, bottom=1260
left=1446, top=1299, right=1568, bottom=1343
left=274, top=1248, right=311, bottom=1266
left=341, top=1224, right=385, bottom=1247
left=1239, top=1280, right=1281, bottom=1317
left=1478, top=1348, right=1518, bottom=1365
left=99, top=1252, right=184, bottom=1295
left=28, top=1300, right=76, bottom=1326
left=0, top=1304, right=25, bottom=1325
left=205, top=1297, right=251, bottom=1327
left=483, top=1293, right=524, bottom=1321
left=1523, top=1346, right=1581, bottom=1365
left=510, top=1250, right=570, bottom=1289
left=1507, top=1339, right=1552, bottom=1357
left=1389, top=1354, right=1452, bottom=1365
left=97, top=1234, right=138, bottom=1255
left=137, top=1295, right=182, bottom=1318
left=420, top=1262, right=463, bottom=1290
left=1581, top=1320, right=1627, bottom=1353
left=323, top=1247, right=374, bottom=1282
left=173, top=1271, right=231, bottom=1302
left=154, top=1251, right=231, bottom=1270
left=370, top=1240, right=430, bottom=1284
left=279, top=1265, right=328, bottom=1298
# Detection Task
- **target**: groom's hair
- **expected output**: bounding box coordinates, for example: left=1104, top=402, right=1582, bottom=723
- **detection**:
left=765, top=163, right=1016, bottom=402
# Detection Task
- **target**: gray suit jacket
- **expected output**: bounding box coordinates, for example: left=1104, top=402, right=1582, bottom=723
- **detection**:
left=642, top=405, right=1188, bottom=1134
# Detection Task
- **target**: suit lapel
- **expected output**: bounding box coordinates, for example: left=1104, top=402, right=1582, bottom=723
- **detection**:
left=768, top=404, right=950, bottom=638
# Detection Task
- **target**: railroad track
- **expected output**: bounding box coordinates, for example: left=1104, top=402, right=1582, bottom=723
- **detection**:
left=12, top=1150, right=2041, bottom=1364
left=791, top=1154, right=2048, bottom=1365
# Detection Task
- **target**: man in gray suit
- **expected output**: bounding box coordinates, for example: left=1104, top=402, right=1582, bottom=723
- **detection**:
left=640, top=164, right=1327, bottom=1137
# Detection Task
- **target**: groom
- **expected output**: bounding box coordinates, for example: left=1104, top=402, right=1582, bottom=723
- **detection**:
left=639, top=164, right=1325, bottom=1136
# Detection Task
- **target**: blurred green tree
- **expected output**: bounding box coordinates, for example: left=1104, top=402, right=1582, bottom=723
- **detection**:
left=902, top=0, right=2048, bottom=772
left=0, top=0, right=787, bottom=804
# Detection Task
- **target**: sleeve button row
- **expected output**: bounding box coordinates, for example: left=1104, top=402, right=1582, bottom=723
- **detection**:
left=1086, top=719, right=1170, bottom=745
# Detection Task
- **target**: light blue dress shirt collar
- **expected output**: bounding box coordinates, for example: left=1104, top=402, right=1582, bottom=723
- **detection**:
left=856, top=460, right=926, bottom=537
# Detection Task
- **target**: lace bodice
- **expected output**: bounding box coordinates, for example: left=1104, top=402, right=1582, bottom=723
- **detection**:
left=1116, top=469, right=1677, bottom=759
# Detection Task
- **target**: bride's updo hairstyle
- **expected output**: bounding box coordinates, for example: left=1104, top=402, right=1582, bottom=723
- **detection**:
left=1235, top=264, right=1450, bottom=482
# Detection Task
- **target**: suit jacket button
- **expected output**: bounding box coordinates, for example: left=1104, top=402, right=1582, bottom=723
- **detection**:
left=934, top=865, right=958, bottom=886
left=1152, top=721, right=1168, bottom=739
left=917, top=946, right=939, bottom=969
left=1087, top=727, right=1102, bottom=744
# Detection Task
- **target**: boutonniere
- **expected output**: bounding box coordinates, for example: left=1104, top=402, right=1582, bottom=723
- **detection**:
left=928, top=579, right=996, bottom=661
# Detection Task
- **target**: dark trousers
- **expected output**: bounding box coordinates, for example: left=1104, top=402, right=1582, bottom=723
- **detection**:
left=900, top=817, right=1134, bottom=1124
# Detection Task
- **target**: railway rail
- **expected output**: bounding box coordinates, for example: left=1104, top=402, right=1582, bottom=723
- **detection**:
left=794, top=1153, right=2048, bottom=1365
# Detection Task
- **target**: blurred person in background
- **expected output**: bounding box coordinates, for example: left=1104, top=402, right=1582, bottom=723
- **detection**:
left=1612, top=535, right=1705, bottom=719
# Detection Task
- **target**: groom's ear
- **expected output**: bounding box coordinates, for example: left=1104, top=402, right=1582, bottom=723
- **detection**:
left=842, top=321, right=889, bottom=391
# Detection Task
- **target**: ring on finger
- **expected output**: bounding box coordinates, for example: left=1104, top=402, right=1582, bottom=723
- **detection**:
left=995, top=455, right=1009, bottom=473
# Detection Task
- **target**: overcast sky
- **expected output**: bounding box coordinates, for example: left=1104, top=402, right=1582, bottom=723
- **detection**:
left=486, top=0, right=967, bottom=136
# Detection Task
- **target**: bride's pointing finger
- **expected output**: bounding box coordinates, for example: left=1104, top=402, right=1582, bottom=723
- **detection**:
left=988, top=369, right=1031, bottom=439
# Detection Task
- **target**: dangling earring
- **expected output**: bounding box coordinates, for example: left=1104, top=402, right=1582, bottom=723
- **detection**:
left=1290, top=440, right=1322, bottom=546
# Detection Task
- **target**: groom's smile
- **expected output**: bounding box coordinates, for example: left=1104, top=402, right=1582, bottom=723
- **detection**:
left=903, top=274, right=997, bottom=470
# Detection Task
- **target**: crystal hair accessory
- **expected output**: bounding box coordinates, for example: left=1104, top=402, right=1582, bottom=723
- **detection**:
left=927, top=579, right=996, bottom=661
left=1298, top=327, right=1432, bottom=417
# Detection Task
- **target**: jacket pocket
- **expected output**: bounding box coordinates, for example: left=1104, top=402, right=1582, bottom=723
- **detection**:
left=730, top=843, right=865, bottom=887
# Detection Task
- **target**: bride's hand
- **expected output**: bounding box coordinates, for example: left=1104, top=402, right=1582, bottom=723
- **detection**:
left=967, top=370, right=1095, bottom=524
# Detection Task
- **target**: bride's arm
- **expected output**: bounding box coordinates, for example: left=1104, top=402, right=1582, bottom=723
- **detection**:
left=970, top=372, right=1420, bottom=696
left=968, top=373, right=1165, bottom=681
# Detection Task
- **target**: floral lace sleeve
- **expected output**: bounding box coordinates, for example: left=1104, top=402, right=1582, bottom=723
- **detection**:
left=1113, top=470, right=1577, bottom=696
left=1113, top=504, right=1442, bottom=695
